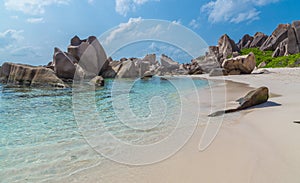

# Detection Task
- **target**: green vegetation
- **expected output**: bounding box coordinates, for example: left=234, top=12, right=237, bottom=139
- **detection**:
left=240, top=48, right=300, bottom=68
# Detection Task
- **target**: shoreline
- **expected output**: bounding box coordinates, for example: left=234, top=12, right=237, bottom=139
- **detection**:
left=58, top=68, right=300, bottom=183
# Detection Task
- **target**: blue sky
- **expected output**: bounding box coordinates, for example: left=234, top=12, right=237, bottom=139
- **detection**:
left=0, top=0, right=299, bottom=65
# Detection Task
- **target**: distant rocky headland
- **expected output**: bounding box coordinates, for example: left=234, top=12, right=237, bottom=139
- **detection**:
left=0, top=20, right=299, bottom=88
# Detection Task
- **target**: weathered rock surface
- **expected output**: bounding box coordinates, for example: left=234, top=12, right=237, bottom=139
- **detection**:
left=67, top=35, right=108, bottom=76
left=193, top=46, right=222, bottom=73
left=238, top=34, right=254, bottom=49
left=250, top=32, right=268, bottom=48
left=143, top=54, right=156, bottom=65
left=208, top=87, right=269, bottom=117
left=116, top=60, right=138, bottom=78
left=260, top=24, right=290, bottom=51
left=218, top=34, right=240, bottom=59
left=160, top=54, right=180, bottom=71
left=53, top=48, right=76, bottom=80
left=187, top=63, right=203, bottom=75
left=0, top=62, right=66, bottom=87
left=222, top=52, right=256, bottom=74
left=287, top=20, right=300, bottom=55
left=272, top=38, right=288, bottom=57
left=139, top=61, right=151, bottom=77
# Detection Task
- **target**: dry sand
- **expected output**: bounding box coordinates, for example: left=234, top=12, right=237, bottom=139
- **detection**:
left=61, top=68, right=300, bottom=183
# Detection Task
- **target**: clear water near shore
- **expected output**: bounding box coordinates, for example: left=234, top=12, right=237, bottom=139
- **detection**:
left=0, top=77, right=209, bottom=182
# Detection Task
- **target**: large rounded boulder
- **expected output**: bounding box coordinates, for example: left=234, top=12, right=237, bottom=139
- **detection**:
left=222, top=52, right=256, bottom=74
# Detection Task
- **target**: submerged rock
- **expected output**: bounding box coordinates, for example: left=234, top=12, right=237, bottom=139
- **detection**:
left=89, top=76, right=105, bottom=86
left=208, top=87, right=269, bottom=117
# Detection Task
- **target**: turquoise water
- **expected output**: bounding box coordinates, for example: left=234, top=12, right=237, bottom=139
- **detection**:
left=0, top=77, right=208, bottom=182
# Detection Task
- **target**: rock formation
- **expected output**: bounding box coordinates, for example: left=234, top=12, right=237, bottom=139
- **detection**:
left=0, top=62, right=66, bottom=88
left=192, top=46, right=222, bottom=73
left=209, top=87, right=269, bottom=117
left=67, top=36, right=108, bottom=76
left=250, top=32, right=268, bottom=48
left=53, top=48, right=77, bottom=80
left=89, top=76, right=105, bottom=86
left=196, top=20, right=300, bottom=75
left=222, top=52, right=256, bottom=74
left=287, top=21, right=300, bottom=55
left=116, top=59, right=139, bottom=78
left=3, top=20, right=300, bottom=87
left=159, top=54, right=180, bottom=73
left=237, top=34, right=254, bottom=49
left=143, top=54, right=156, bottom=65
left=218, top=34, right=240, bottom=59
left=260, top=24, right=290, bottom=51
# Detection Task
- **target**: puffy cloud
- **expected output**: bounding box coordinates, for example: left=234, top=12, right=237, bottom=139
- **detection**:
left=201, top=0, right=280, bottom=23
left=26, top=17, right=44, bottom=23
left=4, top=0, right=70, bottom=15
left=115, top=0, right=160, bottom=16
left=104, top=17, right=143, bottom=44
left=230, top=9, right=260, bottom=23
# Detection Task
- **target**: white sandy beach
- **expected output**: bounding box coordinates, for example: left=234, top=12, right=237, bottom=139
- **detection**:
left=60, top=68, right=300, bottom=183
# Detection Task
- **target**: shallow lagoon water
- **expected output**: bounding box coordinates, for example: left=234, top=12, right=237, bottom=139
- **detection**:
left=0, top=77, right=209, bottom=182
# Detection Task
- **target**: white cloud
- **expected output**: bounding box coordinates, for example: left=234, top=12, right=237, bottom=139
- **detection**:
left=230, top=9, right=260, bottom=23
left=4, top=0, right=70, bottom=15
left=0, top=29, right=41, bottom=64
left=0, top=29, right=24, bottom=49
left=189, top=19, right=200, bottom=29
left=99, top=18, right=208, bottom=58
left=172, top=20, right=181, bottom=25
left=201, top=0, right=279, bottom=23
left=104, top=17, right=143, bottom=44
left=115, top=0, right=160, bottom=16
left=26, top=17, right=44, bottom=23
